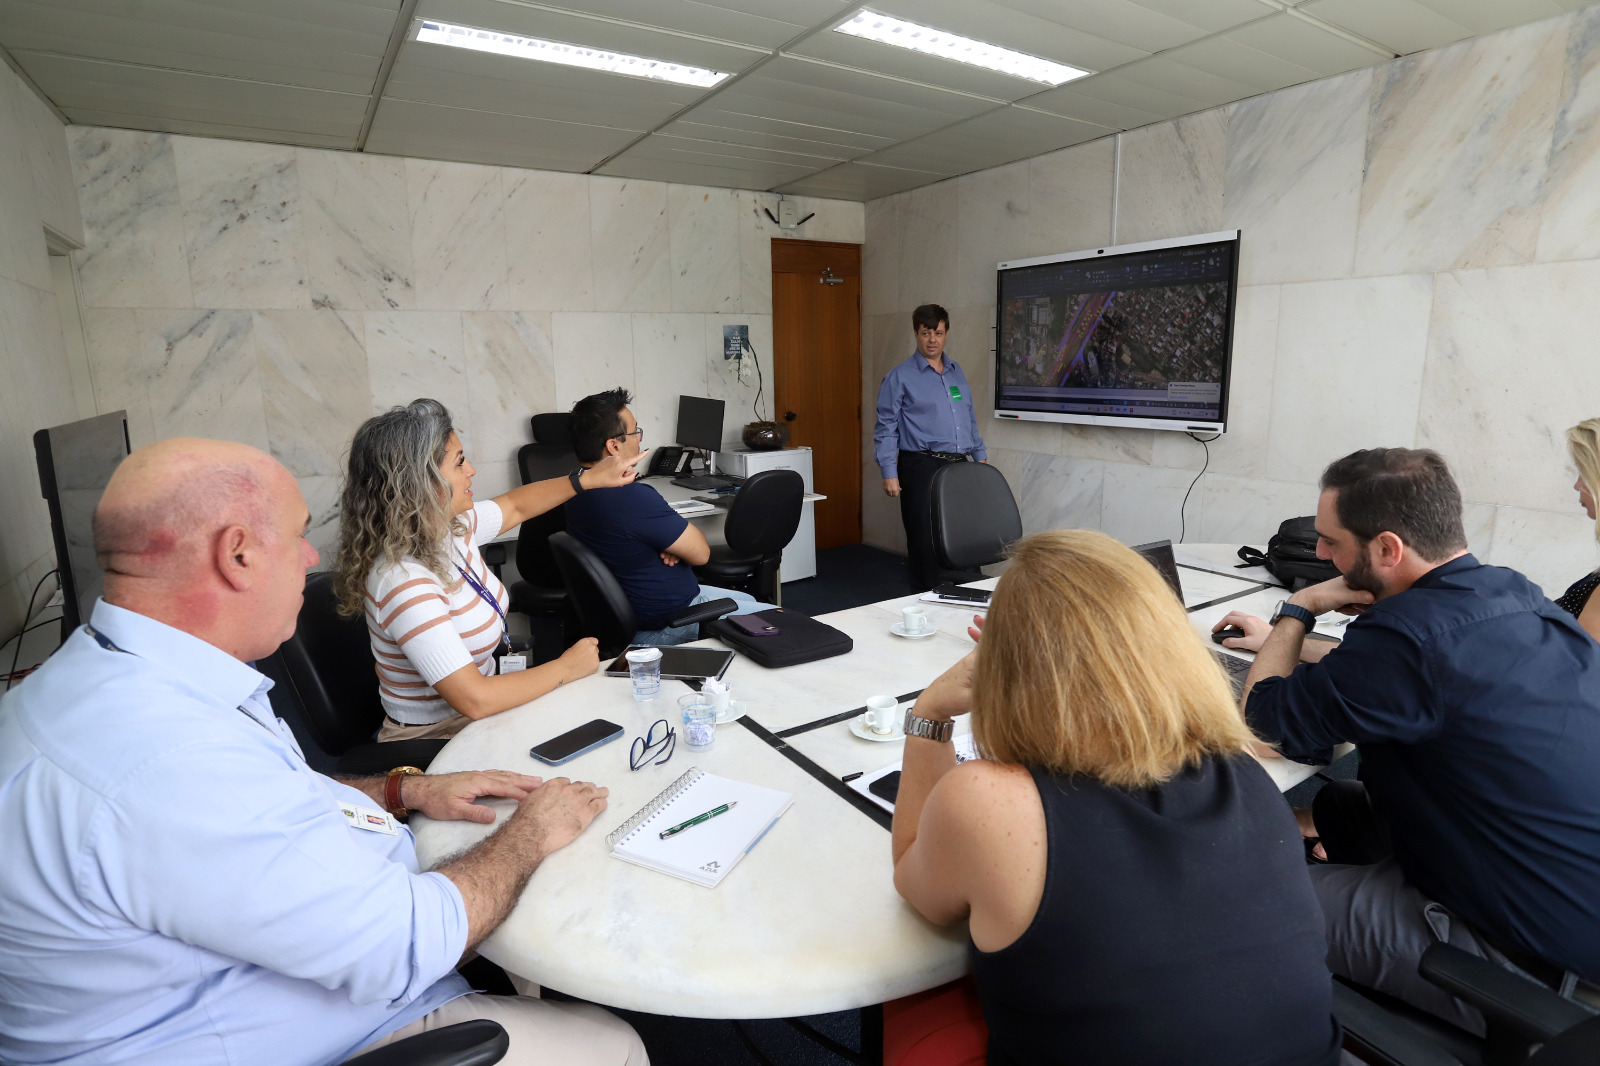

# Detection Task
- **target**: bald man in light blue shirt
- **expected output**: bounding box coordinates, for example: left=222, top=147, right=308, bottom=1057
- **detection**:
left=0, top=438, right=643, bottom=1066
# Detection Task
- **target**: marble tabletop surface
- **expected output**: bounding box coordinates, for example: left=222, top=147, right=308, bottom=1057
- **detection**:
left=411, top=545, right=1341, bottom=1017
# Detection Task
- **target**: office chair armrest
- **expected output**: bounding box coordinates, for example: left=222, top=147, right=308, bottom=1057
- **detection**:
left=1330, top=981, right=1467, bottom=1066
left=663, top=598, right=739, bottom=628
left=343, top=1019, right=509, bottom=1066
left=1419, top=943, right=1595, bottom=1041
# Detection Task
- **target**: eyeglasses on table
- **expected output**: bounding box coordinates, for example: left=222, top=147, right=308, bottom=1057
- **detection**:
left=630, top=718, right=675, bottom=770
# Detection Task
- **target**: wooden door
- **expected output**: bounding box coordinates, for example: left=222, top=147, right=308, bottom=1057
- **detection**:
left=772, top=238, right=861, bottom=549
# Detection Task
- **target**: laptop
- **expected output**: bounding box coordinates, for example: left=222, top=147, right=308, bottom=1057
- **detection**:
left=1131, top=539, right=1184, bottom=601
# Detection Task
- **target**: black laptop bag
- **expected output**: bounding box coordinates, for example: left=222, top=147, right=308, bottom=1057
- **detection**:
left=706, top=608, right=853, bottom=668
left=1239, top=517, right=1341, bottom=590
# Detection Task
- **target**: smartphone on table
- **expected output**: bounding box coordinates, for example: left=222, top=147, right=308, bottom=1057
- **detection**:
left=529, top=719, right=624, bottom=766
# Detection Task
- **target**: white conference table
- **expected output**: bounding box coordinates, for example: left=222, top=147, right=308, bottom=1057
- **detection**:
left=412, top=545, right=1344, bottom=1020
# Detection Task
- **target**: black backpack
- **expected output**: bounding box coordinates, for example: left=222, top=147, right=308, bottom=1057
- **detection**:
left=1239, top=517, right=1340, bottom=590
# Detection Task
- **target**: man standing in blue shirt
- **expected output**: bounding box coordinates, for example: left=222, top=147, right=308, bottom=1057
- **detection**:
left=1215, top=448, right=1600, bottom=1032
left=0, top=437, right=645, bottom=1065
left=564, top=388, right=772, bottom=645
left=874, top=304, right=988, bottom=591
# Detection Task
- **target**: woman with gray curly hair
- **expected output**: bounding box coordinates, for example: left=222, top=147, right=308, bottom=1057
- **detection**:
left=334, top=398, right=645, bottom=742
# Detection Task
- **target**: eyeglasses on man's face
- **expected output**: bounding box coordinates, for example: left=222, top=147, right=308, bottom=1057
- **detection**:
left=630, top=718, right=675, bottom=770
left=617, top=427, right=644, bottom=444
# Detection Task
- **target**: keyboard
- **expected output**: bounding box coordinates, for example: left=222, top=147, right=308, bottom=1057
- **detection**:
left=671, top=474, right=746, bottom=491
left=1213, top=651, right=1251, bottom=697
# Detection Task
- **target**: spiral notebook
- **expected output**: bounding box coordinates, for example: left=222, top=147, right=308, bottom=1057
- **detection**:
left=605, top=767, right=793, bottom=888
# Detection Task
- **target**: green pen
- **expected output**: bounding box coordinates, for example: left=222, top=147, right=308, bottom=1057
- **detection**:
left=659, top=802, right=738, bottom=839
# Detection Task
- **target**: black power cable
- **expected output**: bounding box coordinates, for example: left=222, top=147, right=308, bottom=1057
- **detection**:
left=1178, top=432, right=1221, bottom=544
left=5, top=569, right=59, bottom=692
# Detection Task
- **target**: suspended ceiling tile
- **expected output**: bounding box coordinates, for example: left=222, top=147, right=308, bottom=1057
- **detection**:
left=774, top=159, right=946, bottom=199
left=62, top=109, right=359, bottom=150
left=363, top=97, right=637, bottom=170
left=662, top=115, right=884, bottom=158
left=1299, top=0, right=1475, bottom=55
left=0, top=0, right=395, bottom=95
left=596, top=132, right=831, bottom=187
left=1106, top=0, right=1302, bottom=37
left=1023, top=68, right=1213, bottom=125
left=383, top=37, right=700, bottom=128
left=867, top=0, right=1156, bottom=67
left=862, top=104, right=1114, bottom=175
left=1009, top=82, right=1169, bottom=130
left=1223, top=12, right=1396, bottom=72
left=1084, top=52, right=1263, bottom=111
left=21, top=53, right=369, bottom=139
left=978, top=0, right=1265, bottom=51
left=788, top=31, right=1075, bottom=103
left=484, top=0, right=848, bottom=50
left=1153, top=16, right=1383, bottom=98
left=1394, top=0, right=1566, bottom=37
left=417, top=0, right=768, bottom=73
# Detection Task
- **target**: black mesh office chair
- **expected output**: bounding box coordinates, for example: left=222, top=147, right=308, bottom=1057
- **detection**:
left=929, top=462, right=1023, bottom=570
left=508, top=414, right=578, bottom=632
left=548, top=532, right=736, bottom=659
left=266, top=572, right=446, bottom=775
left=692, top=469, right=804, bottom=604
left=344, top=1019, right=509, bottom=1066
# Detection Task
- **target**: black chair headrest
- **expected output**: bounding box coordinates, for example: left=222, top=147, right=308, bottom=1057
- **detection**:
left=530, top=413, right=573, bottom=445
left=518, top=441, right=578, bottom=485
left=931, top=462, right=1022, bottom=570
left=276, top=571, right=386, bottom=755
left=723, top=469, right=804, bottom=557
left=547, top=532, right=637, bottom=659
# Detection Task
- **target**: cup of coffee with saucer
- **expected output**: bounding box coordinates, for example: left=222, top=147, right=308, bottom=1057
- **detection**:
left=850, top=694, right=904, bottom=741
left=892, top=605, right=935, bottom=639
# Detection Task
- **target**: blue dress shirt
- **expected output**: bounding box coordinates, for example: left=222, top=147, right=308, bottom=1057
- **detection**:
left=1246, top=556, right=1600, bottom=979
left=0, top=600, right=471, bottom=1065
left=873, top=353, right=987, bottom=479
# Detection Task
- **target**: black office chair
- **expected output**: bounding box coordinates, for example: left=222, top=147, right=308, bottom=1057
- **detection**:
left=344, top=1019, right=509, bottom=1066
left=692, top=469, right=804, bottom=605
left=267, top=572, right=446, bottom=775
left=1336, top=943, right=1600, bottom=1066
left=507, top=414, right=579, bottom=638
left=929, top=461, right=1023, bottom=570
left=547, top=532, right=736, bottom=659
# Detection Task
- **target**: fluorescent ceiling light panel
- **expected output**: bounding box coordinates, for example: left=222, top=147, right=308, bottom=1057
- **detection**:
left=834, top=11, right=1090, bottom=86
left=416, top=20, right=731, bottom=88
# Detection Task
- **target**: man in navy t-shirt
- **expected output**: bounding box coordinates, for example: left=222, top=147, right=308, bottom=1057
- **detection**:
left=564, top=388, right=770, bottom=645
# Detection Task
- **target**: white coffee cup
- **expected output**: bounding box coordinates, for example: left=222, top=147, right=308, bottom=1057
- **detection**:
left=863, top=694, right=898, bottom=735
left=901, top=605, right=930, bottom=634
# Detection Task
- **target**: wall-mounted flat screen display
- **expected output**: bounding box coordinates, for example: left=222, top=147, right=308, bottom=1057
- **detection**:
left=993, top=230, right=1240, bottom=434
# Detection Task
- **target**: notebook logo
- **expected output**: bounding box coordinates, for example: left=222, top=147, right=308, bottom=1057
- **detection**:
left=699, top=860, right=720, bottom=874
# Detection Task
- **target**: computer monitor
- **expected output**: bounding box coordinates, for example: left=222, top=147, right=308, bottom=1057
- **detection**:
left=33, top=411, right=130, bottom=636
left=675, top=396, right=725, bottom=454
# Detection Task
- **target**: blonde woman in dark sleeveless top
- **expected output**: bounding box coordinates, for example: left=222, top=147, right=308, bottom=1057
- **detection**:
left=887, top=530, right=1340, bottom=1066
left=1559, top=418, right=1600, bottom=642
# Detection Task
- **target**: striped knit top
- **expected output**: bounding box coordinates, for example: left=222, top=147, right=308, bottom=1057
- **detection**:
left=364, top=501, right=508, bottom=725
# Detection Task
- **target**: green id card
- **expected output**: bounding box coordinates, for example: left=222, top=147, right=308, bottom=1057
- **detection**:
left=948, top=384, right=963, bottom=401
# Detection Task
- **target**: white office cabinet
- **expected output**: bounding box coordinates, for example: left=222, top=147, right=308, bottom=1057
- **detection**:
left=713, top=447, right=817, bottom=581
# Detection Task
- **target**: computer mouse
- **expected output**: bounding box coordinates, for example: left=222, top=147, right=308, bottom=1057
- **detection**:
left=1212, top=626, right=1247, bottom=645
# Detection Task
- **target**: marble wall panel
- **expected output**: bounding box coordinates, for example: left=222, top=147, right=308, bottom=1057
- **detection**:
left=504, top=169, right=594, bottom=311
left=69, top=128, right=192, bottom=308
left=0, top=68, right=47, bottom=292
left=1025, top=137, right=1115, bottom=260
left=1100, top=462, right=1209, bottom=545
left=81, top=308, right=154, bottom=447
left=737, top=192, right=865, bottom=317
left=551, top=312, right=635, bottom=411
left=1356, top=18, right=1566, bottom=276
left=1196, top=474, right=1319, bottom=547
left=363, top=312, right=471, bottom=430
left=173, top=138, right=309, bottom=310
left=1538, top=7, right=1600, bottom=262
left=254, top=309, right=370, bottom=478
left=631, top=312, right=707, bottom=445
left=954, top=160, right=1031, bottom=308
left=407, top=160, right=507, bottom=311
left=299, top=150, right=414, bottom=312
left=705, top=313, right=774, bottom=438
left=1058, top=425, right=1155, bottom=466
left=1267, top=275, right=1434, bottom=485
left=1416, top=260, right=1600, bottom=513
left=17, top=80, right=82, bottom=245
left=0, top=281, right=77, bottom=587
left=1224, top=70, right=1368, bottom=285
left=470, top=459, right=518, bottom=503
left=1114, top=110, right=1225, bottom=245
left=1153, top=284, right=1281, bottom=476
left=591, top=177, right=672, bottom=312
left=1015, top=452, right=1104, bottom=534
left=669, top=186, right=740, bottom=314
left=1463, top=501, right=1499, bottom=562
left=461, top=311, right=557, bottom=469
left=1488, top=504, right=1598, bottom=598
left=861, top=196, right=901, bottom=318
left=896, top=180, right=959, bottom=312
left=861, top=456, right=906, bottom=552
left=298, top=474, right=343, bottom=561
left=134, top=309, right=269, bottom=449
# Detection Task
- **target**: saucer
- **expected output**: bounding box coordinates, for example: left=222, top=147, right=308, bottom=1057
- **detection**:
left=849, top=716, right=904, bottom=742
left=716, top=699, right=746, bottom=724
left=890, top=622, right=937, bottom=640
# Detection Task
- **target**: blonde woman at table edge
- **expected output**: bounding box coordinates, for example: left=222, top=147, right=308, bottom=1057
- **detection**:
left=885, top=530, right=1341, bottom=1066
left=333, top=398, right=646, bottom=743
left=1557, top=418, right=1600, bottom=643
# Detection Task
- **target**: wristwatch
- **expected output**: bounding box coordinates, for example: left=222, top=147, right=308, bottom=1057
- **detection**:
left=1270, top=600, right=1318, bottom=631
left=903, top=711, right=954, bottom=743
left=568, top=468, right=586, bottom=494
left=385, top=766, right=424, bottom=821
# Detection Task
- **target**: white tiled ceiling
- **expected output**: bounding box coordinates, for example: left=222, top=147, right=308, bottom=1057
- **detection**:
left=0, top=0, right=1587, bottom=199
